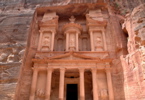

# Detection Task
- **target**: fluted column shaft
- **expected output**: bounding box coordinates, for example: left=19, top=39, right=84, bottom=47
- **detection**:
left=91, top=68, right=99, bottom=100
left=38, top=32, right=43, bottom=51
left=29, top=68, right=39, bottom=100
left=59, top=68, right=65, bottom=100
left=66, top=34, right=69, bottom=51
left=76, top=33, right=79, bottom=51
left=106, top=68, right=114, bottom=100
left=45, top=68, right=53, bottom=100
left=90, top=31, right=94, bottom=51
left=79, top=68, right=85, bottom=100
left=51, top=32, right=55, bottom=51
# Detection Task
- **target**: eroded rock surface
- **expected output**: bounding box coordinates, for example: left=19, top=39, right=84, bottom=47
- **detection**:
left=122, top=4, right=145, bottom=100
left=0, top=0, right=145, bottom=100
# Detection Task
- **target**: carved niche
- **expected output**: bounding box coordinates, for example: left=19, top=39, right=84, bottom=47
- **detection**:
left=38, top=12, right=59, bottom=52
left=54, top=34, right=65, bottom=51
left=80, top=33, right=90, bottom=51
left=62, top=16, right=82, bottom=51
left=41, top=32, right=52, bottom=51
left=100, top=89, right=108, bottom=100
left=86, top=9, right=107, bottom=51
left=93, top=31, right=104, bottom=51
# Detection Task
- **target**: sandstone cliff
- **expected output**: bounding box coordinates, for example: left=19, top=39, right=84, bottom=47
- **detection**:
left=0, top=0, right=145, bottom=100
left=122, top=4, right=145, bottom=100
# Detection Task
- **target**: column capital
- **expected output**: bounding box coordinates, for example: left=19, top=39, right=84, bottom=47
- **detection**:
left=88, top=29, right=92, bottom=33
left=32, top=66, right=39, bottom=71
left=79, top=68, right=85, bottom=72
left=76, top=32, right=80, bottom=35
left=52, top=30, right=56, bottom=34
left=105, top=63, right=110, bottom=67
left=47, top=67, right=54, bottom=71
left=105, top=63, right=111, bottom=72
left=105, top=68, right=111, bottom=72
left=91, top=68, right=97, bottom=72
left=60, top=68, right=65, bottom=72
left=39, top=30, right=43, bottom=33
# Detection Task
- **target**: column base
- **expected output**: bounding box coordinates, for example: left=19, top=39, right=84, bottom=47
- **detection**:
left=59, top=98, right=63, bottom=100
left=45, top=95, right=50, bottom=100
left=29, top=96, right=34, bottom=100
left=80, top=96, right=85, bottom=100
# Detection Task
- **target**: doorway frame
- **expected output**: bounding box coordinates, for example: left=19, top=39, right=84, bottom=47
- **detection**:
left=64, top=77, right=80, bottom=100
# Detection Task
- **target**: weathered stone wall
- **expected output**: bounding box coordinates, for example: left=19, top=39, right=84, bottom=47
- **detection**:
left=122, top=4, right=145, bottom=100
left=111, top=0, right=145, bottom=15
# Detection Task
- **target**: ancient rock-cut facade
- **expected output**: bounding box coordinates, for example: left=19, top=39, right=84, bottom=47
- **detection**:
left=15, top=2, right=128, bottom=100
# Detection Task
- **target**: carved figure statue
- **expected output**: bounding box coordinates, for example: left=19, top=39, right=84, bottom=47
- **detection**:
left=69, top=16, right=76, bottom=23
left=36, top=89, right=45, bottom=98
left=95, top=36, right=103, bottom=51
left=41, top=37, right=51, bottom=51
left=100, top=89, right=108, bottom=100
left=69, top=34, right=76, bottom=51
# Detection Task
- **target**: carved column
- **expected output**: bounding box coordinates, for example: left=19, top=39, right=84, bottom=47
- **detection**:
left=38, top=31, right=43, bottom=51
left=102, top=30, right=107, bottom=51
left=91, top=68, right=99, bottom=100
left=59, top=68, right=65, bottom=100
left=105, top=64, right=114, bottom=100
left=45, top=68, right=53, bottom=100
left=66, top=33, right=69, bottom=51
left=79, top=68, right=85, bottom=100
left=62, top=16, right=82, bottom=51
left=76, top=32, right=79, bottom=51
left=29, top=67, right=39, bottom=100
left=90, top=31, right=94, bottom=51
left=51, top=31, right=55, bottom=51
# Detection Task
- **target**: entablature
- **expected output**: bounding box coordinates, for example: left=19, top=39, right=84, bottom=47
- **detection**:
left=32, top=62, right=112, bottom=70
left=34, top=51, right=110, bottom=60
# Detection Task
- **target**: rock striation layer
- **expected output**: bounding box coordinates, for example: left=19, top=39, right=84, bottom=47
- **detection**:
left=122, top=4, right=145, bottom=100
left=0, top=0, right=145, bottom=100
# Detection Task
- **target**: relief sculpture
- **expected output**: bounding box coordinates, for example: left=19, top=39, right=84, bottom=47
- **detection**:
left=36, top=89, right=45, bottom=99
left=69, top=33, right=76, bottom=51
left=100, top=89, right=108, bottom=100
left=41, top=36, right=51, bottom=51
left=94, top=32, right=104, bottom=51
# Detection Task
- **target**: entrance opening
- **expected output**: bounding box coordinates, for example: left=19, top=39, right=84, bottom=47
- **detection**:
left=66, top=84, right=78, bottom=100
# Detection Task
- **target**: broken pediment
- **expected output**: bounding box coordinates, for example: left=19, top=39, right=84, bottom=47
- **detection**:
left=39, top=12, right=59, bottom=29
left=35, top=52, right=101, bottom=60
left=86, top=9, right=107, bottom=27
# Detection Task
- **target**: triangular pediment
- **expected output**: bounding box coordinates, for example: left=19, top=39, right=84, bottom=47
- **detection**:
left=47, top=52, right=100, bottom=60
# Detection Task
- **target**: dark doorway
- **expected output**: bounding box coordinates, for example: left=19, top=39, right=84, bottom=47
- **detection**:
left=66, top=84, right=78, bottom=100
